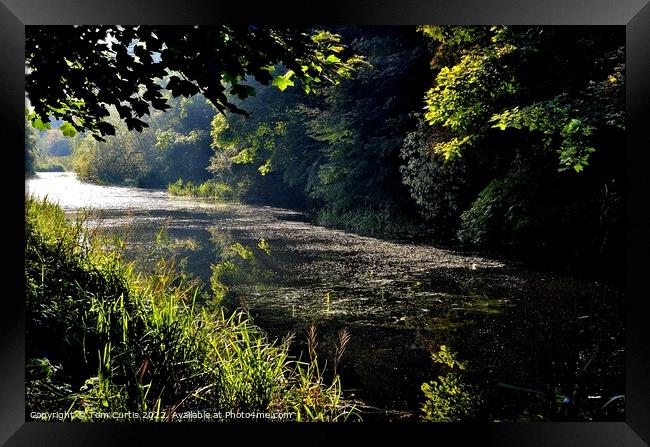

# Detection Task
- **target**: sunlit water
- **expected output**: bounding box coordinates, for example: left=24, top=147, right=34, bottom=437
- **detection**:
left=26, top=172, right=625, bottom=421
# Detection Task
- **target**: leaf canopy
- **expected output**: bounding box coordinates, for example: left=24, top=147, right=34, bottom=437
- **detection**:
left=25, top=26, right=363, bottom=141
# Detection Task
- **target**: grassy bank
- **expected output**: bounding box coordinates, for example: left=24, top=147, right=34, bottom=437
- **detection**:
left=167, top=179, right=239, bottom=202
left=315, top=204, right=429, bottom=240
left=25, top=196, right=358, bottom=422
left=168, top=179, right=427, bottom=240
left=34, top=155, right=73, bottom=172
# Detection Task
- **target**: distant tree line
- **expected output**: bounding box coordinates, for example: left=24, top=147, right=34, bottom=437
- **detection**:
left=70, top=95, right=214, bottom=187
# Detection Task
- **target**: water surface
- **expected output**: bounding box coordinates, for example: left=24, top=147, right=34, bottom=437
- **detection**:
left=26, top=172, right=625, bottom=421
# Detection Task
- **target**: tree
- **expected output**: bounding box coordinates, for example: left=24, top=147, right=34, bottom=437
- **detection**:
left=302, top=27, right=431, bottom=213
left=25, top=116, right=40, bottom=176
left=419, top=26, right=624, bottom=172
left=207, top=27, right=432, bottom=214
left=71, top=95, right=217, bottom=187
left=25, top=26, right=363, bottom=141
left=208, top=77, right=320, bottom=207
left=40, top=129, right=72, bottom=157
left=402, top=26, right=625, bottom=273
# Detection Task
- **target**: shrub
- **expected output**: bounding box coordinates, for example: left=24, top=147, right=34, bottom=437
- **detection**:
left=168, top=179, right=238, bottom=202
left=420, top=345, right=482, bottom=422
left=34, top=155, right=73, bottom=172
left=400, top=120, right=474, bottom=239
left=457, top=177, right=522, bottom=248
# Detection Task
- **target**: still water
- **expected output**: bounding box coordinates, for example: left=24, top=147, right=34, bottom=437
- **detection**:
left=26, top=172, right=624, bottom=421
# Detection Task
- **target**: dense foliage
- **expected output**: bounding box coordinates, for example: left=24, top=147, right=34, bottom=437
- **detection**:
left=26, top=26, right=363, bottom=140
left=204, top=27, right=432, bottom=228
left=403, top=26, right=624, bottom=272
left=24, top=25, right=628, bottom=425
left=72, top=95, right=215, bottom=187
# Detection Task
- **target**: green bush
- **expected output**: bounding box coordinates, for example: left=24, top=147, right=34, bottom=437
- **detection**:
left=456, top=168, right=600, bottom=260
left=25, top=196, right=358, bottom=421
left=34, top=163, right=66, bottom=172
left=420, top=345, right=482, bottom=422
left=399, top=119, right=476, bottom=240
left=168, top=179, right=238, bottom=202
left=457, top=178, right=523, bottom=248
left=34, top=155, right=73, bottom=172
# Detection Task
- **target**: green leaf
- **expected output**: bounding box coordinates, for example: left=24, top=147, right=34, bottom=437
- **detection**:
left=325, top=54, right=341, bottom=63
left=258, top=159, right=272, bottom=175
left=230, top=84, right=256, bottom=100
left=272, top=73, right=295, bottom=92
left=231, top=148, right=255, bottom=164
left=31, top=116, right=51, bottom=132
left=59, top=122, right=77, bottom=138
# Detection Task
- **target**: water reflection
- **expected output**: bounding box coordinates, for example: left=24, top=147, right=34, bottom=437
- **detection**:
left=26, top=172, right=624, bottom=421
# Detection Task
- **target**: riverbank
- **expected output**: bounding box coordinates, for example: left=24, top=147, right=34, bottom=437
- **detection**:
left=164, top=176, right=620, bottom=283
left=26, top=195, right=359, bottom=422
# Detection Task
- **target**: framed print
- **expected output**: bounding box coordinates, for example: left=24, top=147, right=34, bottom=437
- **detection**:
left=1, top=0, right=649, bottom=445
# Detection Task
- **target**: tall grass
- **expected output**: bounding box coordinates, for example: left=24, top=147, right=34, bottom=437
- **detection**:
left=315, top=204, right=426, bottom=239
left=25, top=196, right=358, bottom=421
left=167, top=179, right=238, bottom=202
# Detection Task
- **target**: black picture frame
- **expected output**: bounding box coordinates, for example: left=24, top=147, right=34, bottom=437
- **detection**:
left=2, top=1, right=649, bottom=445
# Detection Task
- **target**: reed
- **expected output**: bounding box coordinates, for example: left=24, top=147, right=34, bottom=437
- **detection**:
left=25, top=195, right=359, bottom=422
